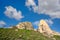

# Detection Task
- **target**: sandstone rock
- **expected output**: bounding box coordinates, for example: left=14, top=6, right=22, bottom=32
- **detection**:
left=16, top=22, right=33, bottom=30
left=38, top=20, right=53, bottom=36
left=38, top=19, right=60, bottom=37
left=53, top=31, right=60, bottom=35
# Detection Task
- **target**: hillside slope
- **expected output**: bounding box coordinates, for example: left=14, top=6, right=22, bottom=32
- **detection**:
left=0, top=28, right=60, bottom=40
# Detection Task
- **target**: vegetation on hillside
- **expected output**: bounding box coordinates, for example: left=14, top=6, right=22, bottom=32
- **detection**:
left=0, top=28, right=60, bottom=40
left=54, top=35, right=60, bottom=40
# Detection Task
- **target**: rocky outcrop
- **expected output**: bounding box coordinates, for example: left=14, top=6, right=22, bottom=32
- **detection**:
left=38, top=20, right=53, bottom=36
left=38, top=19, right=60, bottom=37
left=16, top=22, right=33, bottom=30
left=13, top=20, right=60, bottom=37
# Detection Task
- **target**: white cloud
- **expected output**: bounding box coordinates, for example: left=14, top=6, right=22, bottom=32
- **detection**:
left=45, top=19, right=53, bottom=25
left=26, top=0, right=60, bottom=19
left=33, top=21, right=39, bottom=26
left=25, top=0, right=38, bottom=12
left=4, top=6, right=24, bottom=20
left=38, top=0, right=60, bottom=19
left=0, top=21, right=6, bottom=27
left=32, top=21, right=39, bottom=29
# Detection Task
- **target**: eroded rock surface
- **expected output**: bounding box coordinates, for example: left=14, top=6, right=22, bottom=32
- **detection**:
left=16, top=22, right=33, bottom=30
left=38, top=20, right=53, bottom=36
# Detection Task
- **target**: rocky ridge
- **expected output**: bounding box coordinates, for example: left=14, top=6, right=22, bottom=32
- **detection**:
left=14, top=20, right=60, bottom=37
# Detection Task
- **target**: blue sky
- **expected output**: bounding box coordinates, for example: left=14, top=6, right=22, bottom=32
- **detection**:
left=0, top=0, right=60, bottom=32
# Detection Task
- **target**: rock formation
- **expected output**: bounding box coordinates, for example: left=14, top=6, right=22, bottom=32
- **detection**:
left=38, top=19, right=60, bottom=37
left=16, top=22, right=33, bottom=30
left=14, top=20, right=60, bottom=37
left=38, top=20, right=53, bottom=36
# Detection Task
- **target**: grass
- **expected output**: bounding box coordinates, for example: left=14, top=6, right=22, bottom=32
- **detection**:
left=0, top=28, right=60, bottom=40
left=54, top=35, right=60, bottom=40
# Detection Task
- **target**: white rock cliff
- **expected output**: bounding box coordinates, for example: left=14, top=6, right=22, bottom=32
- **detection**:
left=38, top=20, right=60, bottom=36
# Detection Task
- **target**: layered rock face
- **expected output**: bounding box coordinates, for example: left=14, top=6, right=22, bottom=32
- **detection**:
left=16, top=22, right=33, bottom=30
left=38, top=20, right=54, bottom=36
